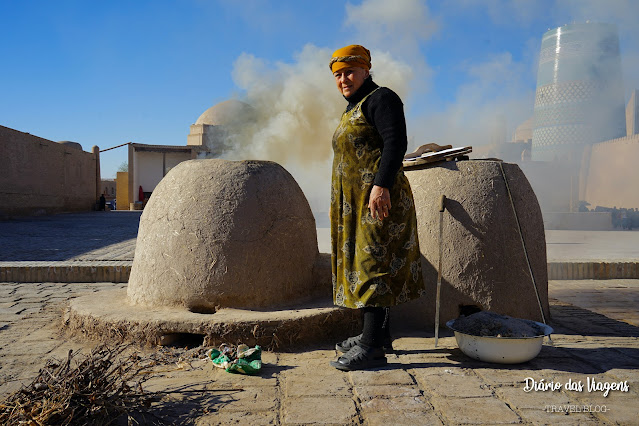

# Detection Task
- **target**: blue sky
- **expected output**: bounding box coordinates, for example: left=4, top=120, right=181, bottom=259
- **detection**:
left=2, top=0, right=638, bottom=180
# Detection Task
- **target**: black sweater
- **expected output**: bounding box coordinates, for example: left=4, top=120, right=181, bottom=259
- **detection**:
left=344, top=76, right=407, bottom=190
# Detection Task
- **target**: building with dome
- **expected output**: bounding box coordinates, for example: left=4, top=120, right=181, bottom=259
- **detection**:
left=119, top=99, right=254, bottom=209
left=1, top=99, right=255, bottom=215
left=187, top=99, right=255, bottom=156
left=512, top=117, right=533, bottom=145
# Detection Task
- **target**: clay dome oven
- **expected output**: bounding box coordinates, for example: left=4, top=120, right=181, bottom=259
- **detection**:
left=127, top=159, right=319, bottom=312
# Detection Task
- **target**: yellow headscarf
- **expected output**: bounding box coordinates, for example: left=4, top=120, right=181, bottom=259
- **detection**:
left=329, top=45, right=371, bottom=73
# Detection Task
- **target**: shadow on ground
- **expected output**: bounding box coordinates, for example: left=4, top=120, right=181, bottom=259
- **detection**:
left=122, top=364, right=296, bottom=425
left=0, top=212, right=141, bottom=261
left=550, top=302, right=639, bottom=337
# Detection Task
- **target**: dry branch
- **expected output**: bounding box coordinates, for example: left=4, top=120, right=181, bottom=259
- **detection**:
left=0, top=344, right=158, bottom=425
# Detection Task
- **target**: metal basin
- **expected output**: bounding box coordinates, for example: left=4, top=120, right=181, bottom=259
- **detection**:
left=446, top=319, right=553, bottom=364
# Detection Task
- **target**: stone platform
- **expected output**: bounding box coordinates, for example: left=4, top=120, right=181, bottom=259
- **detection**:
left=65, top=289, right=358, bottom=350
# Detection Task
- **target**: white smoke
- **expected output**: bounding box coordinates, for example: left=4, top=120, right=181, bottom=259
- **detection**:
left=410, top=51, right=535, bottom=148
left=552, top=0, right=639, bottom=95
left=225, top=44, right=412, bottom=215
left=219, top=0, right=436, bottom=216
left=221, top=0, right=639, bottom=216
left=438, top=0, right=639, bottom=101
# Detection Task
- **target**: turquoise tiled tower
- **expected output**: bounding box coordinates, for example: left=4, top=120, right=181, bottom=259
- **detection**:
left=532, top=23, right=626, bottom=161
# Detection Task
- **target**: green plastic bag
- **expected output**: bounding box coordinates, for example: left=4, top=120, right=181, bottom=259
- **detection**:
left=208, top=344, right=262, bottom=375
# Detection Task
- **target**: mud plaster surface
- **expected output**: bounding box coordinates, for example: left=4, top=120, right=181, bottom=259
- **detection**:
left=401, top=160, right=549, bottom=330
left=127, top=159, right=319, bottom=311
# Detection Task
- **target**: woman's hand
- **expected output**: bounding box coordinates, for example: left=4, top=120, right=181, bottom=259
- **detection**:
left=369, top=185, right=391, bottom=220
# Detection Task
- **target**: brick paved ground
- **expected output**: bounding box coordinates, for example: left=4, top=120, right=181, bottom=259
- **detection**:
left=0, top=211, right=140, bottom=261
left=545, top=230, right=639, bottom=262
left=550, top=280, right=639, bottom=327
left=1, top=213, right=638, bottom=424
left=2, top=212, right=638, bottom=263
left=1, top=280, right=638, bottom=424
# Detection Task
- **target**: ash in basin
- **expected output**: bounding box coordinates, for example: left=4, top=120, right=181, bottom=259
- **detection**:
left=451, top=311, right=545, bottom=338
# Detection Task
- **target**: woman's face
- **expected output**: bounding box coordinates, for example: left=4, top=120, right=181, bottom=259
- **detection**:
left=333, top=66, right=369, bottom=98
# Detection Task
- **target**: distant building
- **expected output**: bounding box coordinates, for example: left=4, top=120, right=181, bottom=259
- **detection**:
left=0, top=126, right=99, bottom=217
left=119, top=99, right=255, bottom=209
left=187, top=99, right=255, bottom=157
left=512, top=117, right=533, bottom=144
left=125, top=143, right=199, bottom=208
left=102, top=179, right=116, bottom=198
left=101, top=179, right=116, bottom=209
left=519, top=23, right=639, bottom=214
left=470, top=23, right=639, bottom=229
left=531, top=22, right=626, bottom=162
left=627, top=89, right=639, bottom=136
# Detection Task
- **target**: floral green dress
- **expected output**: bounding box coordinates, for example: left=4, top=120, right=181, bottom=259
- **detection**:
left=330, top=88, right=424, bottom=308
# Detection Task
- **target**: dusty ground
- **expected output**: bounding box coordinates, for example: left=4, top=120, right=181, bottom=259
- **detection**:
left=1, top=280, right=638, bottom=425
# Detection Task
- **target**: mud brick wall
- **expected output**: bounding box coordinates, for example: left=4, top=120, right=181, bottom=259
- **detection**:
left=0, top=125, right=98, bottom=217
left=585, top=134, right=639, bottom=210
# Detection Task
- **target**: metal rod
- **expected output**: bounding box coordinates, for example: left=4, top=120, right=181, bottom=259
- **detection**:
left=435, top=194, right=446, bottom=347
left=498, top=162, right=552, bottom=344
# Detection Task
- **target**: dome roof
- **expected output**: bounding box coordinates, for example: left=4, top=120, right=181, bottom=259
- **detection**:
left=512, top=117, right=533, bottom=142
left=58, top=141, right=83, bottom=150
left=195, top=99, right=255, bottom=126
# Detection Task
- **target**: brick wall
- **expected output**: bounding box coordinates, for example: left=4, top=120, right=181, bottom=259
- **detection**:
left=0, top=125, right=98, bottom=217
left=586, top=134, right=639, bottom=209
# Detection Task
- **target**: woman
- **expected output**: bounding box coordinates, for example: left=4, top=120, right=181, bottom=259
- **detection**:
left=329, top=45, right=424, bottom=371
